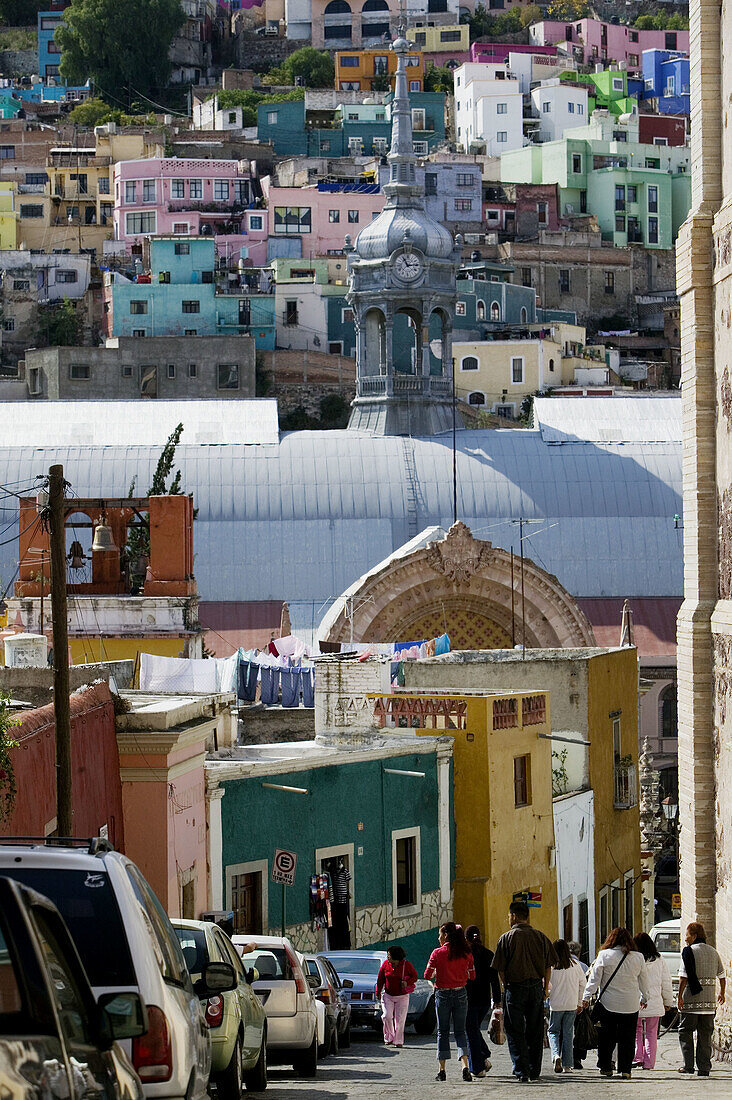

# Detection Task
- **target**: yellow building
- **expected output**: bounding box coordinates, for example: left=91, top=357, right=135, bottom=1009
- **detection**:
left=407, top=24, right=469, bottom=53
left=335, top=48, right=424, bottom=91
left=454, top=322, right=608, bottom=416
left=367, top=688, right=558, bottom=947
left=0, top=182, right=18, bottom=249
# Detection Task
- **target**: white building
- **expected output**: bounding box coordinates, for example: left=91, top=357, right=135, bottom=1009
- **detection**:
left=454, top=62, right=523, bottom=156
left=192, top=95, right=257, bottom=135
left=532, top=80, right=589, bottom=143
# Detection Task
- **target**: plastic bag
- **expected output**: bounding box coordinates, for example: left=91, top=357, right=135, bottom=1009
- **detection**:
left=575, top=1008, right=598, bottom=1050
left=488, top=1007, right=506, bottom=1046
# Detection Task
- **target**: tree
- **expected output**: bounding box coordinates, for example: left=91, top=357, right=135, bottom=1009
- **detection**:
left=266, top=47, right=334, bottom=88
left=126, top=423, right=184, bottom=566
left=545, top=0, right=588, bottom=20
left=424, top=64, right=455, bottom=93
left=0, top=694, right=20, bottom=824
left=520, top=4, right=542, bottom=27
left=37, top=298, right=83, bottom=347
left=56, top=0, right=185, bottom=104
left=67, top=96, right=112, bottom=127
left=0, top=0, right=44, bottom=25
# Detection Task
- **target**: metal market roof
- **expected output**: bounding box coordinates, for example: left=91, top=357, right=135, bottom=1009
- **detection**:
left=0, top=396, right=682, bottom=627
left=533, top=395, right=682, bottom=444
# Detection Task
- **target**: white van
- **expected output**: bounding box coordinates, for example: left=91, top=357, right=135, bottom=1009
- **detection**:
left=650, top=918, right=681, bottom=994
left=0, top=838, right=226, bottom=1100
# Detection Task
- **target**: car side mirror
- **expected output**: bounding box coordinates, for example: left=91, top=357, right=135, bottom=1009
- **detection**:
left=341, top=979, right=354, bottom=989
left=307, top=974, right=320, bottom=990
left=245, top=967, right=259, bottom=985
left=194, top=961, right=237, bottom=998
left=98, top=991, right=148, bottom=1045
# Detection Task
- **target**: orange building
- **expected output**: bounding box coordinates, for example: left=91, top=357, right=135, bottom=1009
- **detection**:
left=335, top=48, right=424, bottom=91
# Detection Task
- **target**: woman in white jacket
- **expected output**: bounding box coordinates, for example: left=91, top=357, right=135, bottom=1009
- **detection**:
left=633, top=932, right=673, bottom=1069
left=547, top=939, right=586, bottom=1073
left=583, top=927, right=650, bottom=1079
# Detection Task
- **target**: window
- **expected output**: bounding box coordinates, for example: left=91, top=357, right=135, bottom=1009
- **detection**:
left=612, top=130, right=628, bottom=143
left=537, top=201, right=548, bottom=225
left=124, top=181, right=136, bottom=203
left=34, top=911, right=94, bottom=1046
left=613, top=716, right=622, bottom=763
left=171, top=179, right=185, bottom=199
left=610, top=879, right=620, bottom=929
left=2, top=319, right=14, bottom=332
left=612, top=78, right=623, bottom=91
left=188, top=362, right=197, bottom=378
left=490, top=302, right=500, bottom=322
left=0, top=145, right=14, bottom=160
left=229, top=112, right=237, bottom=124
left=454, top=198, right=472, bottom=212
left=393, top=829, right=421, bottom=912
left=267, top=111, right=278, bottom=124
left=249, top=214, right=264, bottom=230
left=189, top=179, right=203, bottom=199
left=406, top=56, right=419, bottom=67
left=172, top=222, right=189, bottom=234
left=559, top=269, right=570, bottom=294
left=167, top=363, right=176, bottom=379
left=25, top=173, right=47, bottom=185
left=660, top=685, right=677, bottom=739
left=521, top=267, right=532, bottom=287
left=347, top=209, right=359, bottom=223
left=572, top=153, right=582, bottom=174
left=413, top=141, right=429, bottom=155
left=629, top=54, right=639, bottom=67
left=599, top=888, right=609, bottom=943
left=184, top=329, right=197, bottom=336
left=274, top=206, right=311, bottom=234
left=511, top=356, right=524, bottom=384
left=563, top=901, right=573, bottom=942
left=126, top=866, right=187, bottom=984
left=425, top=173, right=438, bottom=195
left=12, top=279, right=29, bottom=291
left=457, top=173, right=475, bottom=187
left=20, top=204, right=43, bottom=218
left=577, top=103, right=584, bottom=115
left=125, top=212, right=156, bottom=234
left=456, top=301, right=466, bottom=316
left=182, top=300, right=200, bottom=314
left=69, top=363, right=90, bottom=380
left=440, top=29, right=461, bottom=41
left=653, top=137, right=668, bottom=147
left=340, top=55, right=359, bottom=66
left=495, top=403, right=514, bottom=419
left=627, top=185, right=637, bottom=203
left=648, top=216, right=659, bottom=244
left=496, top=132, right=507, bottom=143
left=320, top=140, right=331, bottom=153
left=285, top=300, right=298, bottom=326
left=496, top=103, right=508, bottom=115
left=175, top=241, right=190, bottom=255
left=568, top=102, right=575, bottom=114
left=614, top=184, right=626, bottom=211
left=56, top=270, right=77, bottom=284
left=542, top=101, right=551, bottom=114
left=461, top=356, right=478, bottom=371
left=548, top=358, right=554, bottom=372
left=648, top=185, right=658, bottom=213
left=624, top=872, right=634, bottom=935
left=218, top=363, right=240, bottom=390
left=141, top=179, right=155, bottom=202
left=130, top=301, right=148, bottom=315
left=486, top=209, right=499, bottom=222
left=342, top=307, right=354, bottom=324
left=645, top=158, right=661, bottom=170
left=409, top=80, right=421, bottom=92
left=513, top=754, right=531, bottom=807
left=605, top=271, right=615, bottom=295
left=214, top=179, right=230, bottom=201
left=477, top=301, right=485, bottom=320
left=201, top=271, right=214, bottom=284
left=133, top=329, right=146, bottom=337
left=578, top=898, right=589, bottom=964
left=665, top=32, right=677, bottom=49
left=615, top=215, right=626, bottom=232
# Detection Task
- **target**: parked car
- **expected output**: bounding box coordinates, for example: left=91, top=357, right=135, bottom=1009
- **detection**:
left=0, top=874, right=147, bottom=1100
left=650, top=918, right=681, bottom=995
left=300, top=953, right=353, bottom=1055
left=0, top=837, right=220, bottom=1100
left=231, top=934, right=318, bottom=1077
left=172, top=919, right=267, bottom=1095
left=323, top=950, right=436, bottom=1035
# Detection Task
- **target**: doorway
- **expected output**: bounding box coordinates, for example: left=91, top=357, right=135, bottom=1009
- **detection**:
left=316, top=843, right=355, bottom=949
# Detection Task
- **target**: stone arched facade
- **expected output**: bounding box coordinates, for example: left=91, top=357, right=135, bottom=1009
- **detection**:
left=322, top=521, right=596, bottom=649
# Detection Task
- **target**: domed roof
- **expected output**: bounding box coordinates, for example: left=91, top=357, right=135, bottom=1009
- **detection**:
left=354, top=205, right=455, bottom=261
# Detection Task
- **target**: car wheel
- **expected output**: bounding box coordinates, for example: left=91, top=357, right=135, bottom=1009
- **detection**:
left=217, top=1035, right=243, bottom=1100
left=340, top=1022, right=351, bottom=1049
left=414, top=996, right=437, bottom=1035
left=244, top=1034, right=267, bottom=1092
left=293, top=1034, right=317, bottom=1078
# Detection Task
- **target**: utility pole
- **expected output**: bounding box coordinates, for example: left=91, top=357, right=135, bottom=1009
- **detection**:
left=48, top=464, right=72, bottom=836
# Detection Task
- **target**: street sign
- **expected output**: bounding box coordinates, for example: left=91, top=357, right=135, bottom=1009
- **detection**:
left=513, top=889, right=542, bottom=908
left=672, top=893, right=681, bottom=910
left=272, top=849, right=298, bottom=886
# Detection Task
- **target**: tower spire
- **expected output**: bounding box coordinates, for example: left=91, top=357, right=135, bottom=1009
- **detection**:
left=383, top=35, right=421, bottom=203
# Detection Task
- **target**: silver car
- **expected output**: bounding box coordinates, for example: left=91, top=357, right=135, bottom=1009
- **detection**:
left=232, top=934, right=318, bottom=1077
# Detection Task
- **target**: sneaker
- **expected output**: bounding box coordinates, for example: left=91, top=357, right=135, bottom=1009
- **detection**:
left=554, top=1058, right=563, bottom=1074
left=474, top=1070, right=486, bottom=1078
left=678, top=1067, right=695, bottom=1074
left=563, top=1067, right=573, bottom=1073
left=435, top=1070, right=446, bottom=1082
left=484, top=1059, right=492, bottom=1072
left=599, top=1070, right=613, bottom=1077
left=462, top=1068, right=473, bottom=1082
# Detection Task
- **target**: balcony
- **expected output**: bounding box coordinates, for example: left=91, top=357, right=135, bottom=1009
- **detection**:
left=18, top=183, right=46, bottom=194
left=356, top=375, right=453, bottom=398
left=613, top=763, right=637, bottom=810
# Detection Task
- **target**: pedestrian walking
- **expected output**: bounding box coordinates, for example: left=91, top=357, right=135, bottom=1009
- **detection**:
left=492, top=899, right=558, bottom=1083
left=567, top=940, right=590, bottom=1069
left=376, top=946, right=418, bottom=1049
left=633, top=931, right=673, bottom=1070
left=424, top=922, right=475, bottom=1082
left=464, top=925, right=501, bottom=1077
left=547, top=939, right=585, bottom=1074
left=677, top=921, right=726, bottom=1077
left=583, top=927, right=650, bottom=1080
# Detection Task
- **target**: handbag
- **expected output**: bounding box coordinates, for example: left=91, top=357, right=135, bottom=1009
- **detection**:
left=575, top=1007, right=599, bottom=1050
left=589, top=951, right=628, bottom=1025
left=398, top=961, right=416, bottom=995
left=488, top=1007, right=506, bottom=1046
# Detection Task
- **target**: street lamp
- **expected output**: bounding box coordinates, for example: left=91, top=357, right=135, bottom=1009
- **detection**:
left=661, top=795, right=678, bottom=823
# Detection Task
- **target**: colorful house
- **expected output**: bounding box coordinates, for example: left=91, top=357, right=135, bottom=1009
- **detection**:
left=106, top=236, right=275, bottom=349
left=559, top=68, right=636, bottom=116
left=0, top=183, right=18, bottom=250
left=38, top=9, right=63, bottom=80
left=454, top=62, right=524, bottom=155
left=529, top=19, right=688, bottom=76
left=642, top=49, right=690, bottom=115
left=407, top=23, right=469, bottom=68
left=265, top=181, right=386, bottom=258
left=269, top=257, right=355, bottom=355
left=335, top=47, right=424, bottom=91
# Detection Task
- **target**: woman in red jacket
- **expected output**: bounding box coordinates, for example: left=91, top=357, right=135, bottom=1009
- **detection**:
left=425, top=922, right=476, bottom=1082
left=376, top=945, right=418, bottom=1048
left=376, top=946, right=416, bottom=1047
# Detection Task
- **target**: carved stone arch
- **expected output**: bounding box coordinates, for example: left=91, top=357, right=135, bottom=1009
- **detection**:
left=321, top=521, right=596, bottom=650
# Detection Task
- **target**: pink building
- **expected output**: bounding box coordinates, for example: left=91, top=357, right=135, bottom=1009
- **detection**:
left=470, top=41, right=558, bottom=63
left=113, top=157, right=268, bottom=265
left=264, top=182, right=386, bottom=257
left=528, top=19, right=688, bottom=75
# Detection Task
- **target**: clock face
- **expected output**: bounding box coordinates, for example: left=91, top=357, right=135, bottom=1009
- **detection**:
left=394, top=252, right=423, bottom=282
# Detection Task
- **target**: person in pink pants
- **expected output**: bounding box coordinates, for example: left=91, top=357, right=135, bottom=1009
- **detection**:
left=633, top=932, right=673, bottom=1069
left=376, top=946, right=418, bottom=1048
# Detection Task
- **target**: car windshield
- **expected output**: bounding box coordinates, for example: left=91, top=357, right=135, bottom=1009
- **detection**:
left=175, top=926, right=208, bottom=976
left=246, top=948, right=294, bottom=981
left=654, top=932, right=681, bottom=954
left=0, top=868, right=135, bottom=986
left=328, top=955, right=382, bottom=977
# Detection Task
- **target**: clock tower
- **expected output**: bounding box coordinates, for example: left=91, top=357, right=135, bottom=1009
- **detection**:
left=345, top=36, right=463, bottom=436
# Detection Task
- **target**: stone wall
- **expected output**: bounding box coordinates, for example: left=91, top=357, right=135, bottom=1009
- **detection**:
left=0, top=48, right=36, bottom=76
left=238, top=702, right=315, bottom=744
left=236, top=31, right=302, bottom=70
left=258, top=349, right=356, bottom=417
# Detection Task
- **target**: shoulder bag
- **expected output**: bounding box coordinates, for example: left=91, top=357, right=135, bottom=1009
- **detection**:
left=589, top=951, right=628, bottom=1025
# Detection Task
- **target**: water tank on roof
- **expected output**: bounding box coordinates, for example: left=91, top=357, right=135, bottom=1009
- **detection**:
left=4, top=633, right=47, bottom=668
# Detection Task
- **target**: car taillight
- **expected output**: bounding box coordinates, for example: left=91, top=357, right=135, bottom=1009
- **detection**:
left=132, top=1005, right=172, bottom=1082
left=285, top=945, right=307, bottom=994
left=317, top=989, right=331, bottom=1003
left=206, top=995, right=224, bottom=1027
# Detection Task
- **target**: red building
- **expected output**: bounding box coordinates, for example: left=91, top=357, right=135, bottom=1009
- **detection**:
left=639, top=113, right=687, bottom=147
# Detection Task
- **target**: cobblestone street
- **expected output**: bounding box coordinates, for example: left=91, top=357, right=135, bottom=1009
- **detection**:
left=265, top=1029, right=732, bottom=1099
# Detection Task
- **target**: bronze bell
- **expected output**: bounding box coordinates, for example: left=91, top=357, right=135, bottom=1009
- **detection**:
left=91, top=515, right=117, bottom=553
left=68, top=540, right=86, bottom=570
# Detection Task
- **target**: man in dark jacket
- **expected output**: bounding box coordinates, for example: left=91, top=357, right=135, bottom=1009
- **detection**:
left=465, top=925, right=501, bottom=1076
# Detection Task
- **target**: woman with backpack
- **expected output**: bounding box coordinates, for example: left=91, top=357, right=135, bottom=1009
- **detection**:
left=376, top=945, right=418, bottom=1049
left=425, top=922, right=476, bottom=1082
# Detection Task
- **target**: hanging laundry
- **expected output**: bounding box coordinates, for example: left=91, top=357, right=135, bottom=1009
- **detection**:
left=280, top=667, right=302, bottom=708
left=301, top=667, right=315, bottom=709
left=238, top=660, right=258, bottom=703
left=434, top=633, right=451, bottom=655
left=260, top=665, right=280, bottom=705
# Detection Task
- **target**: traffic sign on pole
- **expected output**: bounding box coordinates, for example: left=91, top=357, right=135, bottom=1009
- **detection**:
left=272, top=849, right=298, bottom=886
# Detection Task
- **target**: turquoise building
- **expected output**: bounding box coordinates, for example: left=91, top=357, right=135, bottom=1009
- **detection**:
left=108, top=237, right=276, bottom=349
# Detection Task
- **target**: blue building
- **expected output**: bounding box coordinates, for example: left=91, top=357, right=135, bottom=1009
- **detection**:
left=454, top=261, right=538, bottom=337
left=38, top=10, right=63, bottom=80
left=642, top=49, right=690, bottom=115
left=107, top=237, right=276, bottom=349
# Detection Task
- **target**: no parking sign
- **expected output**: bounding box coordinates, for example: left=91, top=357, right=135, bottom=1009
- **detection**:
left=271, top=848, right=298, bottom=886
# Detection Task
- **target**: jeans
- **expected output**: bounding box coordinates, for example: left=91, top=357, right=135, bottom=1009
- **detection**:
left=503, top=979, right=545, bottom=1080
left=595, top=1003, right=638, bottom=1075
left=465, top=1000, right=492, bottom=1074
left=679, top=1012, right=715, bottom=1073
left=634, top=1016, right=659, bottom=1068
left=435, top=987, right=469, bottom=1062
left=548, top=1009, right=576, bottom=1069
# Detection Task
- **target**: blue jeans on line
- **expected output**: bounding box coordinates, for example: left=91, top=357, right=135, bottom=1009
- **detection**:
left=504, top=979, right=545, bottom=1080
left=548, top=1009, right=576, bottom=1069
left=435, top=987, right=469, bottom=1062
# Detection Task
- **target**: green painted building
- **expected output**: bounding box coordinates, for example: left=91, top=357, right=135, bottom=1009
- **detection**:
left=560, top=69, right=636, bottom=116
left=207, top=738, right=454, bottom=971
